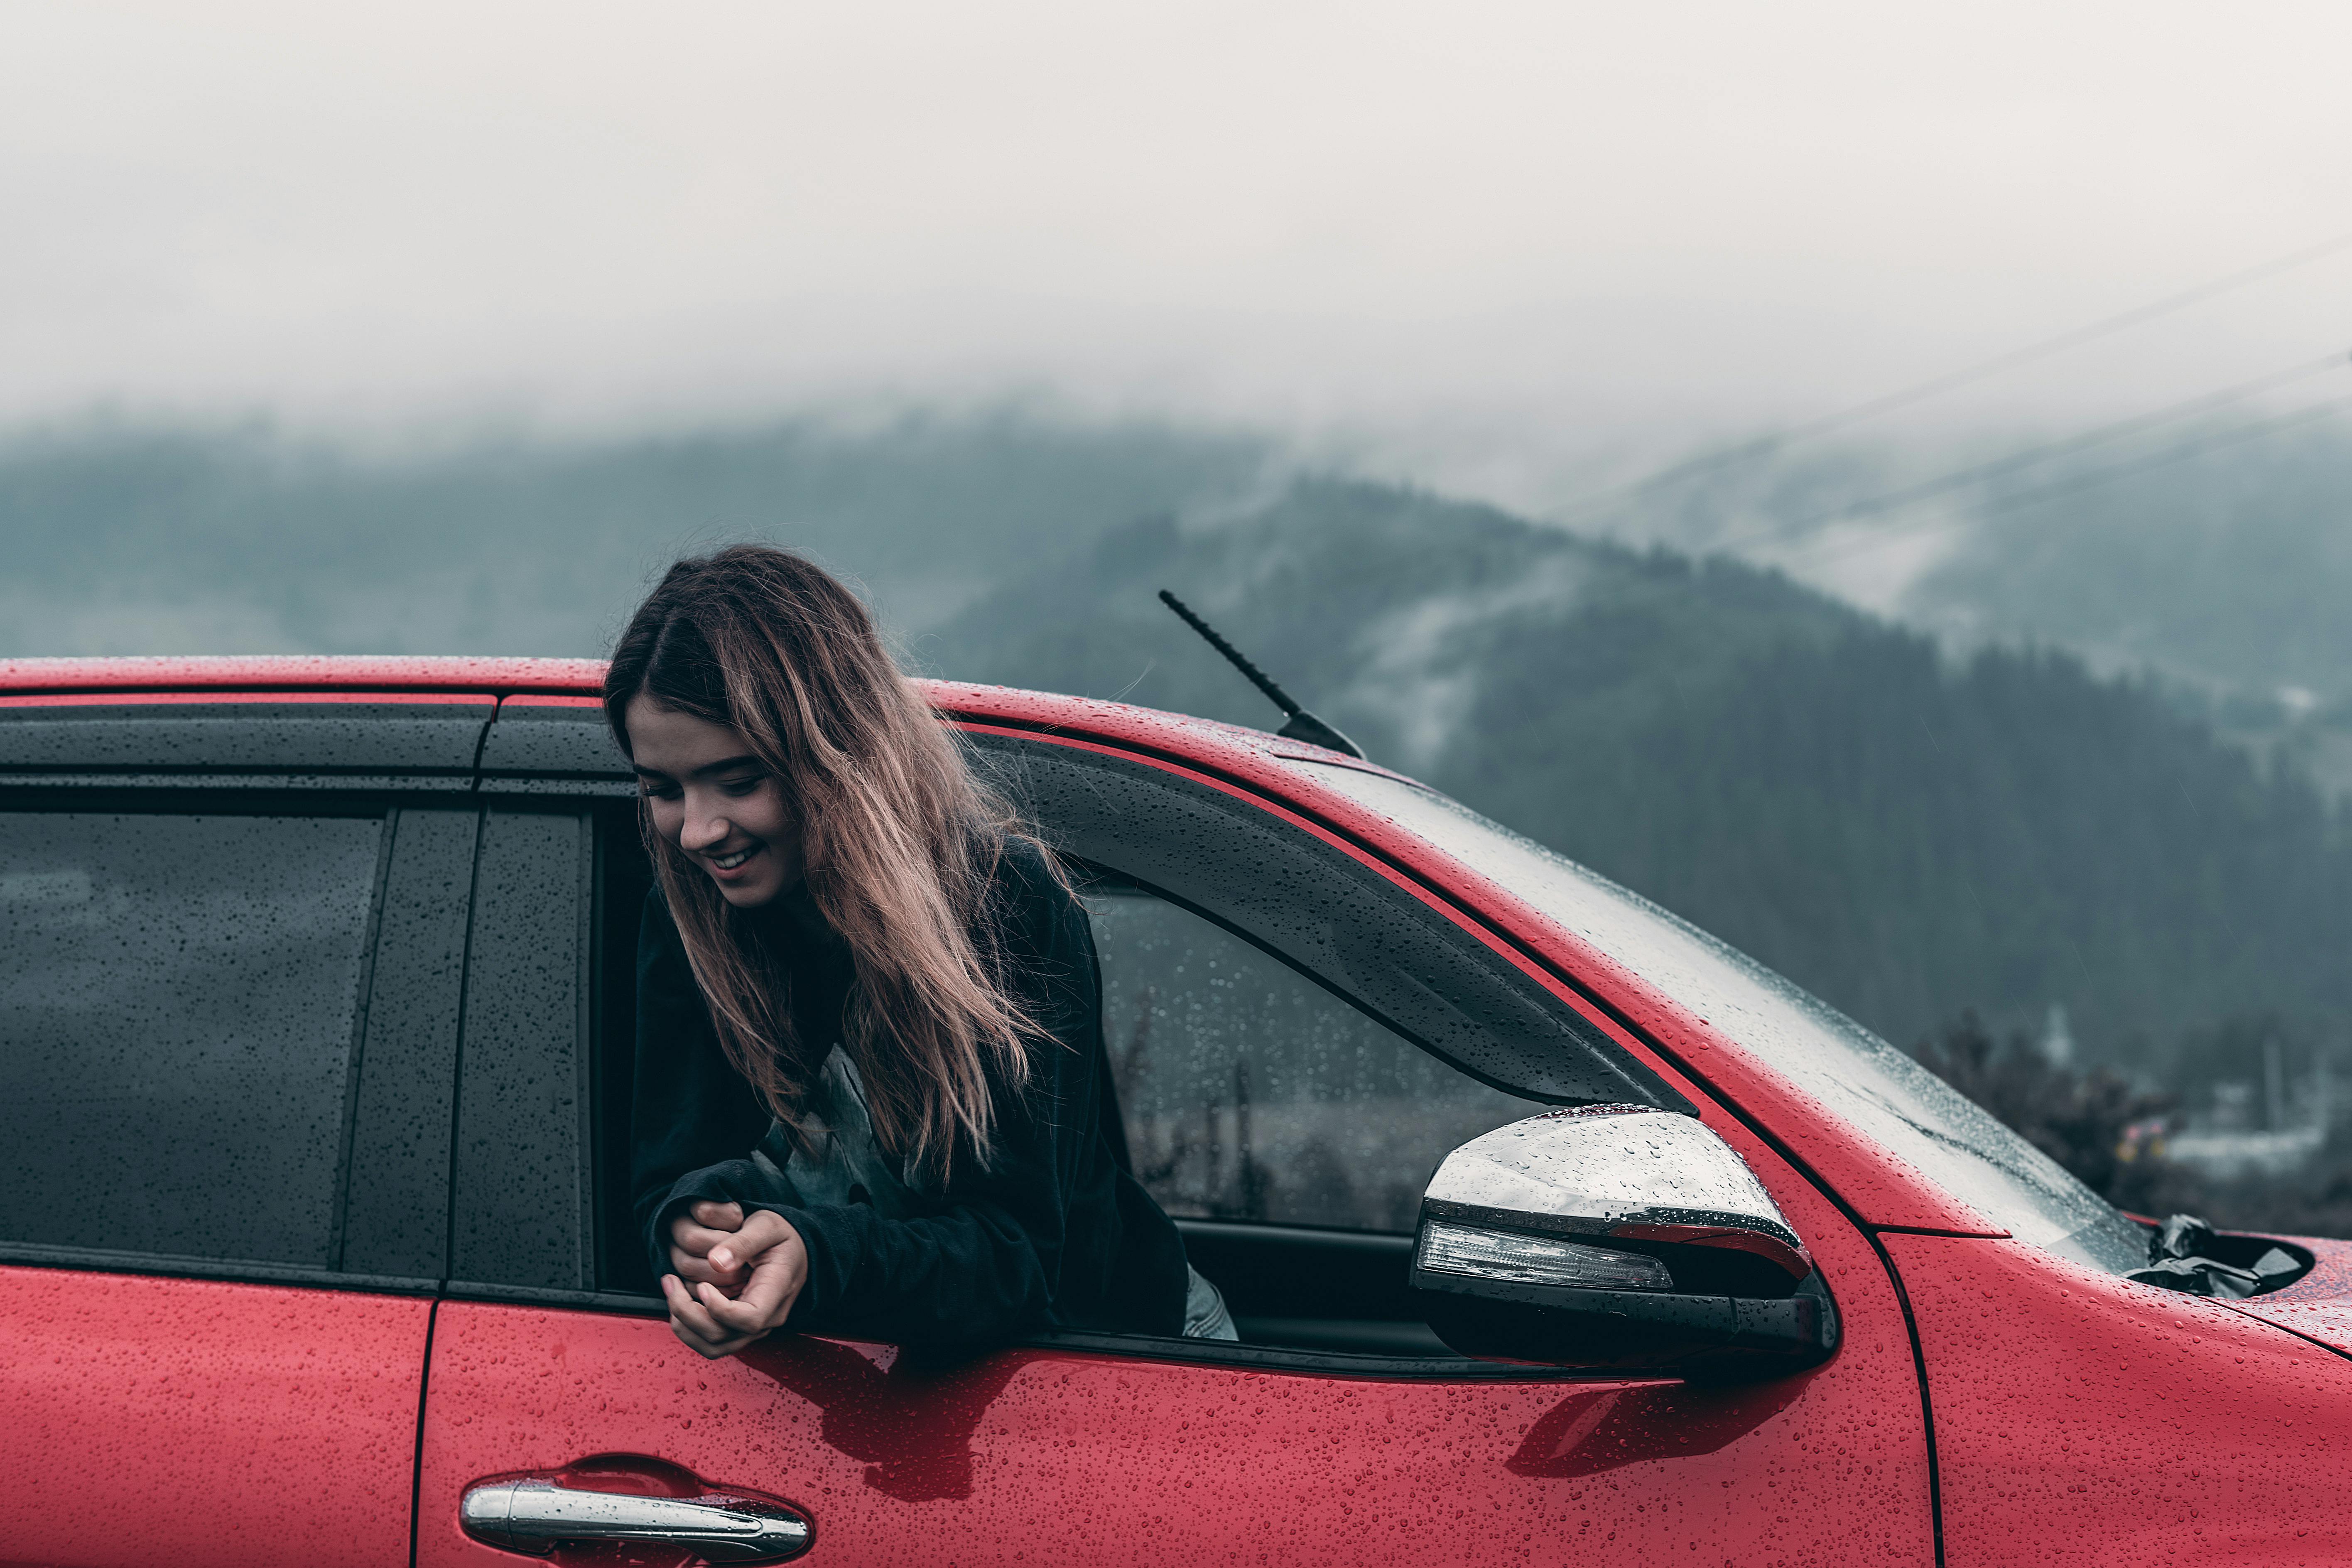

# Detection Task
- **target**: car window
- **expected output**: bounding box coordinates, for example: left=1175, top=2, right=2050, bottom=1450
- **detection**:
left=979, top=735, right=1687, bottom=1112
left=1297, top=763, right=2151, bottom=1274
left=0, top=810, right=384, bottom=1265
left=1090, top=885, right=1537, bottom=1233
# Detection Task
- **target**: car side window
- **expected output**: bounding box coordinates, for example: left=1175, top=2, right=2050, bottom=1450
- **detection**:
left=1091, top=884, right=1536, bottom=1232
left=979, top=734, right=1687, bottom=1115
left=0, top=810, right=383, bottom=1266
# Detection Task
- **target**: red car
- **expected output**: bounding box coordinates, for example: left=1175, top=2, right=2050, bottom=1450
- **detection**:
left=3, top=655, right=2348, bottom=1568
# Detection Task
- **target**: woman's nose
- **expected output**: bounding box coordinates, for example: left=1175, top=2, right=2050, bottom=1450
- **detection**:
left=680, top=802, right=733, bottom=851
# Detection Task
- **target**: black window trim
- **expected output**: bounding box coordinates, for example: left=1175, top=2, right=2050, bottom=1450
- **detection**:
left=972, top=729, right=1692, bottom=1113
left=949, top=716, right=1717, bottom=1107
left=442, top=799, right=601, bottom=1293
left=0, top=696, right=498, bottom=792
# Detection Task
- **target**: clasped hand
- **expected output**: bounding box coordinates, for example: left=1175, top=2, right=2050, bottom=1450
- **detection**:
left=662, top=1200, right=808, bottom=1359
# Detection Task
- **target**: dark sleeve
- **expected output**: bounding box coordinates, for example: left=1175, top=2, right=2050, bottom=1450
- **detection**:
left=756, top=845, right=1145, bottom=1347
left=630, top=887, right=776, bottom=1282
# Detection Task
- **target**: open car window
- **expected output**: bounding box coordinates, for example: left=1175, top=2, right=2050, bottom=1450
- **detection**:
left=1297, top=762, right=2151, bottom=1276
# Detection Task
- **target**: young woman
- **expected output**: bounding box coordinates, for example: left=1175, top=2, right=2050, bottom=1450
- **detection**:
left=610, top=545, right=1233, bottom=1359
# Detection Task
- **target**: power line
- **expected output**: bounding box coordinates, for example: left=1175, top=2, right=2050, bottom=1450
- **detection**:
left=1782, top=393, right=2352, bottom=569
left=1711, top=348, right=2352, bottom=554
left=1555, top=226, right=2352, bottom=527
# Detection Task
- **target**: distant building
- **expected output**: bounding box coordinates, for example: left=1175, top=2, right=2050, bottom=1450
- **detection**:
left=2040, top=1004, right=2075, bottom=1070
left=2167, top=1043, right=2336, bottom=1179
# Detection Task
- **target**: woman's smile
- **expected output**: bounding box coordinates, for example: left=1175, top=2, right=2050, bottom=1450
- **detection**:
left=625, top=697, right=807, bottom=908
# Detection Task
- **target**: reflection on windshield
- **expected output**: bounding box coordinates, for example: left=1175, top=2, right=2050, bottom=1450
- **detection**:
left=1298, top=762, right=2149, bottom=1275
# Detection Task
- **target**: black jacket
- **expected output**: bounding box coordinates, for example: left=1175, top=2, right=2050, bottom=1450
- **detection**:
left=629, top=839, right=1190, bottom=1346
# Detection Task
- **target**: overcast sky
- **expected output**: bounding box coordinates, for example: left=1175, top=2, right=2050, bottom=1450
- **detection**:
left=6, top=0, right=2352, bottom=493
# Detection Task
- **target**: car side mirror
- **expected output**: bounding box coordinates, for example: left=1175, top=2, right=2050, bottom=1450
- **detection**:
left=1408, top=1106, right=1839, bottom=1381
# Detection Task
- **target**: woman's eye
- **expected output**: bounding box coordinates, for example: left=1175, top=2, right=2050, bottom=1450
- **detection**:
left=639, top=782, right=682, bottom=802
left=720, top=774, right=767, bottom=797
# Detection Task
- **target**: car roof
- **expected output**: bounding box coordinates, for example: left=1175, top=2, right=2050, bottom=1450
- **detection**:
left=0, top=653, right=1405, bottom=787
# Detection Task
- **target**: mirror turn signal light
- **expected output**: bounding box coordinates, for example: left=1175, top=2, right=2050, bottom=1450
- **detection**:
left=1417, top=1219, right=1675, bottom=1292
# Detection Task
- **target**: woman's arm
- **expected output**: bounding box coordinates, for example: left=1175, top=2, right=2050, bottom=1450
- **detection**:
left=630, top=870, right=1062, bottom=1351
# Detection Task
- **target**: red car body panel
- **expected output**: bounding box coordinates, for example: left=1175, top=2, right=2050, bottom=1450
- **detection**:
left=417, top=1109, right=1931, bottom=1568
left=10, top=655, right=2352, bottom=1564
left=0, top=654, right=611, bottom=695
left=1884, top=1233, right=2352, bottom=1564
left=0, top=1267, right=430, bottom=1568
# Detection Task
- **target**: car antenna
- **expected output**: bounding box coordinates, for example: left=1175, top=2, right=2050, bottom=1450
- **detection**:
left=1156, top=589, right=1366, bottom=759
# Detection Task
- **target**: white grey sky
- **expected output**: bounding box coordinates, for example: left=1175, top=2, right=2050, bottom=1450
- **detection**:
left=6, top=0, right=2352, bottom=493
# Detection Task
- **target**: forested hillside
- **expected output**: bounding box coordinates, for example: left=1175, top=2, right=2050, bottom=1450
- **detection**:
left=927, top=480, right=2352, bottom=1061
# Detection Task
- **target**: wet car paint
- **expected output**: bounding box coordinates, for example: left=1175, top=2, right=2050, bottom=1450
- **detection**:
left=1884, top=1234, right=2352, bottom=1565
left=414, top=1031, right=1935, bottom=1566
left=3, top=656, right=2351, bottom=1565
left=417, top=1308, right=1920, bottom=1568
left=0, top=1267, right=431, bottom=1568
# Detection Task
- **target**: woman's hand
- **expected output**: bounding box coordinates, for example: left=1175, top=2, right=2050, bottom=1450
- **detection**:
left=662, top=1200, right=809, bottom=1359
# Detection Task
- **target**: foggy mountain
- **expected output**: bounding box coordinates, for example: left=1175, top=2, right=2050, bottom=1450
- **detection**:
left=1900, top=423, right=2352, bottom=796
left=3, top=413, right=2347, bottom=1070
left=1582, top=418, right=2352, bottom=797
left=1902, top=423, right=2352, bottom=700
left=931, top=481, right=2352, bottom=1063
left=0, top=415, right=1273, bottom=656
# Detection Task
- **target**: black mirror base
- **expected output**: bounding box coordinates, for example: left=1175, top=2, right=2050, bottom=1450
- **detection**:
left=1411, top=1267, right=1839, bottom=1384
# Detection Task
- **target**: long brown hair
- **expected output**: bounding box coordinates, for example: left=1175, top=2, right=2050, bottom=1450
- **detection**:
left=606, top=545, right=1046, bottom=1179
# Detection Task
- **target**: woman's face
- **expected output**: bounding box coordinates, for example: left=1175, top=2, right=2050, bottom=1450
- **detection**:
left=626, top=697, right=806, bottom=908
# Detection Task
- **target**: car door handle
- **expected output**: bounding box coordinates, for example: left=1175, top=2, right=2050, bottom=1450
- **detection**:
left=460, top=1476, right=812, bottom=1563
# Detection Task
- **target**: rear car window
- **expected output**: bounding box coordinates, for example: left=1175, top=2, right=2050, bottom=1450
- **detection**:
left=0, top=811, right=383, bottom=1265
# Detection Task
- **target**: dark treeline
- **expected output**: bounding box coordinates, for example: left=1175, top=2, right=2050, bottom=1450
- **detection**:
left=1458, top=608, right=2352, bottom=1054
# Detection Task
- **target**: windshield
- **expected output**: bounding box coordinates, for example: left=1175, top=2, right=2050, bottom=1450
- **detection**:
left=1299, top=762, right=2150, bottom=1275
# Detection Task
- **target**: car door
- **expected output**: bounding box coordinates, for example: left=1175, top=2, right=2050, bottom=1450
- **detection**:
left=0, top=690, right=489, bottom=1567
left=416, top=711, right=1935, bottom=1566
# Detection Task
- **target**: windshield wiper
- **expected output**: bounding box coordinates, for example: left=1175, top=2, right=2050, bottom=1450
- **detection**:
left=2127, top=1213, right=2302, bottom=1298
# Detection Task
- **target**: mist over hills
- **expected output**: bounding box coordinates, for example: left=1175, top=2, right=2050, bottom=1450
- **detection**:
left=3, top=411, right=2348, bottom=1074
left=931, top=482, right=2352, bottom=1061
left=0, top=415, right=1272, bottom=655
left=1903, top=424, right=2352, bottom=700
left=1595, top=417, right=2352, bottom=796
